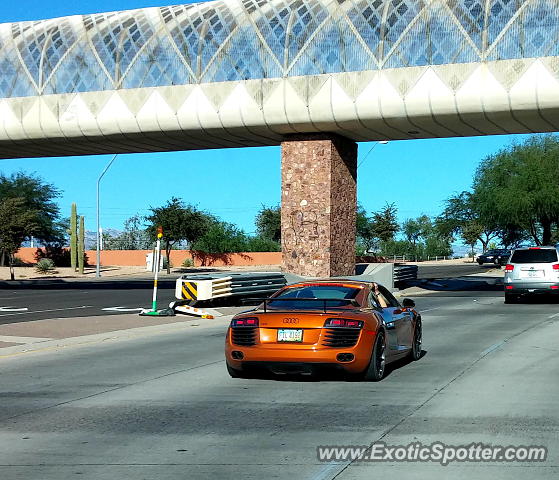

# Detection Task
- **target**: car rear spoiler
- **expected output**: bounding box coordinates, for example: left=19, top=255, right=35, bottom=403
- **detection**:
left=241, top=297, right=359, bottom=313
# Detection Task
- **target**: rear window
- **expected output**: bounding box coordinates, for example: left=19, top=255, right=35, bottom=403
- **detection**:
left=268, top=285, right=360, bottom=309
left=510, top=249, right=558, bottom=263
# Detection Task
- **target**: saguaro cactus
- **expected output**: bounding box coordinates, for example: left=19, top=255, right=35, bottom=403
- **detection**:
left=70, top=203, right=78, bottom=271
left=78, top=216, right=85, bottom=274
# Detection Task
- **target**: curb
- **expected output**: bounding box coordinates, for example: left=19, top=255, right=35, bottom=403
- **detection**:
left=0, top=315, right=232, bottom=360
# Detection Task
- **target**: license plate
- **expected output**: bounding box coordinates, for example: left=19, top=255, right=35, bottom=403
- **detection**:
left=527, top=270, right=542, bottom=278
left=277, top=329, right=303, bottom=342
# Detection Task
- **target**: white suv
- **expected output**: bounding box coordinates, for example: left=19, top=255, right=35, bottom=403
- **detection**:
left=504, top=246, right=559, bottom=303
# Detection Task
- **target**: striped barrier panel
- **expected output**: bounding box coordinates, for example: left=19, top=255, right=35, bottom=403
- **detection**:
left=175, top=277, right=233, bottom=302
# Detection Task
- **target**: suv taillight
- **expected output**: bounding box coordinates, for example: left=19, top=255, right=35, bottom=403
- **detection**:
left=505, top=264, right=514, bottom=272
left=231, top=317, right=259, bottom=327
left=553, top=264, right=559, bottom=271
left=324, top=318, right=364, bottom=328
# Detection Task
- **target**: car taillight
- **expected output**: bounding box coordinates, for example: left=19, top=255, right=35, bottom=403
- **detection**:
left=529, top=247, right=541, bottom=250
left=231, top=317, right=259, bottom=327
left=505, top=264, right=514, bottom=272
left=553, top=264, right=559, bottom=270
left=324, top=318, right=364, bottom=328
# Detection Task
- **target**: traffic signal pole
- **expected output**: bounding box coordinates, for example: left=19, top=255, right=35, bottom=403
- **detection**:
left=140, top=226, right=175, bottom=317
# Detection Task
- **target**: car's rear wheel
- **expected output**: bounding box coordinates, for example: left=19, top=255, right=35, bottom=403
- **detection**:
left=362, top=332, right=386, bottom=381
left=409, top=319, right=422, bottom=361
left=477, top=259, right=483, bottom=265
left=504, top=293, right=519, bottom=304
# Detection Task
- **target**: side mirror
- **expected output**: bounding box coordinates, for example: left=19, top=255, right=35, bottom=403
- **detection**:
left=402, top=298, right=415, bottom=308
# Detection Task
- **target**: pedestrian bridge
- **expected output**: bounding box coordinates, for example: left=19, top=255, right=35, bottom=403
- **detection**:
left=1, top=0, right=558, bottom=158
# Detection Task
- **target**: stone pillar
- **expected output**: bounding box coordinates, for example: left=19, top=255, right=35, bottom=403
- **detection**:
left=281, top=133, right=357, bottom=278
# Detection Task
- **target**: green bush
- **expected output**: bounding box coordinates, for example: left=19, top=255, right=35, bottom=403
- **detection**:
left=11, top=256, right=26, bottom=266
left=244, top=236, right=281, bottom=252
left=34, top=246, right=89, bottom=267
left=181, top=258, right=194, bottom=268
left=191, top=221, right=248, bottom=254
left=35, top=258, right=56, bottom=274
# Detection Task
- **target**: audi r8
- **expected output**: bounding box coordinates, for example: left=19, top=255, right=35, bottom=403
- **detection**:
left=225, top=280, right=422, bottom=381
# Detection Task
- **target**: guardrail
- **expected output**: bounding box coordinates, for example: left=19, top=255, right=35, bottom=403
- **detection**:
left=394, top=264, right=418, bottom=286
left=174, top=267, right=416, bottom=311
left=175, top=272, right=287, bottom=304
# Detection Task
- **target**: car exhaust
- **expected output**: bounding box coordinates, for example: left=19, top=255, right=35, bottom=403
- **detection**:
left=336, top=353, right=355, bottom=362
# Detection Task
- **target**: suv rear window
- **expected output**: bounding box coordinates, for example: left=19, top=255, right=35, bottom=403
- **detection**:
left=510, top=249, right=558, bottom=263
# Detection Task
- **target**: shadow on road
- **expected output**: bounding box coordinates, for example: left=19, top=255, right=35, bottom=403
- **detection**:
left=383, top=349, right=428, bottom=379
left=404, top=275, right=504, bottom=293
left=234, top=350, right=428, bottom=383
left=506, top=294, right=559, bottom=305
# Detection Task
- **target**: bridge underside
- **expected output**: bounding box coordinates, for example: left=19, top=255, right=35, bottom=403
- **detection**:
left=1, top=59, right=559, bottom=159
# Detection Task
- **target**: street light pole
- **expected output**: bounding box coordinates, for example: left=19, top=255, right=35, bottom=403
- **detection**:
left=96, top=154, right=118, bottom=278
left=357, top=140, right=388, bottom=169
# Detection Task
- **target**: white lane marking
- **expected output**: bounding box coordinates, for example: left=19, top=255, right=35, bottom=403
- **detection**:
left=480, top=309, right=559, bottom=357
left=0, top=306, right=93, bottom=317
left=102, top=307, right=144, bottom=312
left=0, top=335, right=53, bottom=344
left=420, top=307, right=442, bottom=313
left=311, top=461, right=349, bottom=480
left=480, top=341, right=505, bottom=357
left=0, top=307, right=28, bottom=312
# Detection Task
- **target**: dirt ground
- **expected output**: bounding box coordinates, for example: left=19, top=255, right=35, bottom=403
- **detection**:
left=0, top=265, right=148, bottom=281
left=0, top=263, right=283, bottom=281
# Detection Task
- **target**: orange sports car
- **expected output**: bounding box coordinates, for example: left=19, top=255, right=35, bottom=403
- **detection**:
left=225, top=279, right=422, bottom=380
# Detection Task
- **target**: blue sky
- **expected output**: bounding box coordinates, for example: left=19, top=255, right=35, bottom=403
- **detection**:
left=0, top=1, right=534, bottom=236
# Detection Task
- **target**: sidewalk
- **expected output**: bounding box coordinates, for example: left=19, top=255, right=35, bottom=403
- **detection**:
left=0, top=312, right=233, bottom=358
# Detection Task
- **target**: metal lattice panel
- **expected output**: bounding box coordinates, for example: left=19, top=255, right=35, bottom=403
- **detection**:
left=0, top=0, right=558, bottom=99
left=0, top=41, right=37, bottom=97
left=87, top=11, right=156, bottom=87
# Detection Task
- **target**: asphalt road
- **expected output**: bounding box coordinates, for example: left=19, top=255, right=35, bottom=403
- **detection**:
left=0, top=292, right=558, bottom=479
left=0, top=264, right=490, bottom=324
left=0, top=281, right=178, bottom=324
